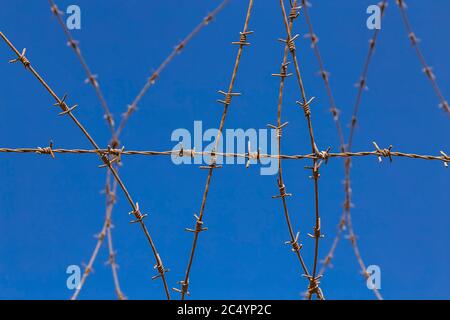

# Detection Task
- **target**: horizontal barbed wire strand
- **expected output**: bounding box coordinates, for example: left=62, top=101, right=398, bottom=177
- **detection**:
left=0, top=31, right=171, bottom=300
left=279, top=0, right=324, bottom=300
left=396, top=0, right=449, bottom=115
left=271, top=0, right=312, bottom=297
left=174, top=0, right=254, bottom=300
left=116, top=0, right=230, bottom=137
left=47, top=0, right=125, bottom=299
left=0, top=146, right=447, bottom=164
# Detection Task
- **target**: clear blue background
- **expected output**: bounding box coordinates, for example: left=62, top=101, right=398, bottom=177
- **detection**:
left=0, top=0, right=448, bottom=299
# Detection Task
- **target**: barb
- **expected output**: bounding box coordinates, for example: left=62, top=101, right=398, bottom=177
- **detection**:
left=47, top=0, right=117, bottom=137
left=175, top=0, right=254, bottom=300
left=301, top=0, right=345, bottom=150
left=116, top=0, right=230, bottom=137
left=279, top=0, right=324, bottom=300
left=0, top=31, right=170, bottom=300
left=395, top=0, right=449, bottom=115
left=271, top=0, right=311, bottom=297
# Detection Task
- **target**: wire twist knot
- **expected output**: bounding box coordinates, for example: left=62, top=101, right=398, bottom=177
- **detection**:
left=9, top=48, right=30, bottom=68
left=372, top=141, right=393, bottom=162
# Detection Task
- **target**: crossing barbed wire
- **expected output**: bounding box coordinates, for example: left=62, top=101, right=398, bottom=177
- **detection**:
left=279, top=0, right=325, bottom=300
left=173, top=0, right=254, bottom=300
left=270, top=0, right=312, bottom=299
left=45, top=0, right=229, bottom=299
left=0, top=0, right=448, bottom=300
left=47, top=0, right=124, bottom=299
left=0, top=31, right=171, bottom=300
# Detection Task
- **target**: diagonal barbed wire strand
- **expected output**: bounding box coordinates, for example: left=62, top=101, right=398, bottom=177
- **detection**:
left=317, top=1, right=388, bottom=300
left=46, top=0, right=229, bottom=299
left=279, top=0, right=324, bottom=300
left=70, top=169, right=124, bottom=300
left=301, top=0, right=345, bottom=150
left=47, top=0, right=116, bottom=136
left=317, top=0, right=388, bottom=292
left=173, top=0, right=254, bottom=300
left=341, top=0, right=388, bottom=301
left=395, top=0, right=449, bottom=115
left=116, top=0, right=230, bottom=137
left=0, top=31, right=171, bottom=300
left=47, top=0, right=125, bottom=299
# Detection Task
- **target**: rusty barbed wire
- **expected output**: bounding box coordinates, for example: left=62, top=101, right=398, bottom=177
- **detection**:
left=396, top=0, right=449, bottom=115
left=341, top=0, right=388, bottom=301
left=70, top=169, right=123, bottom=300
left=47, top=0, right=126, bottom=299
left=173, top=0, right=254, bottom=300
left=116, top=0, right=230, bottom=137
left=301, top=0, right=345, bottom=151
left=0, top=145, right=448, bottom=164
left=280, top=0, right=324, bottom=300
left=0, top=31, right=171, bottom=299
left=271, top=0, right=311, bottom=295
left=317, top=0, right=388, bottom=300
left=47, top=0, right=116, bottom=137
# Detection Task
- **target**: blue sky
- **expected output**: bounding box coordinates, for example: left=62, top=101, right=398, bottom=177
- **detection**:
left=0, top=0, right=448, bottom=299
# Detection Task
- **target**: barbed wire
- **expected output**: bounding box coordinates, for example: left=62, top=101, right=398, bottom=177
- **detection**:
left=0, top=145, right=447, bottom=164
left=116, top=0, right=230, bottom=137
left=0, top=31, right=171, bottom=299
left=280, top=0, right=324, bottom=300
left=1, top=1, right=448, bottom=300
left=47, top=0, right=125, bottom=299
left=174, top=0, right=254, bottom=300
left=317, top=0, right=389, bottom=300
left=301, top=0, right=345, bottom=151
left=44, top=0, right=230, bottom=299
left=396, top=0, right=449, bottom=115
left=271, top=0, right=313, bottom=297
left=47, top=0, right=116, bottom=136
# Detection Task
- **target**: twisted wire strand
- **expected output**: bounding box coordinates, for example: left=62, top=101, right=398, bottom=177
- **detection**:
left=47, top=0, right=116, bottom=137
left=272, top=0, right=312, bottom=295
left=47, top=0, right=126, bottom=299
left=70, top=168, right=125, bottom=300
left=317, top=1, right=388, bottom=300
left=396, top=0, right=449, bottom=115
left=116, top=0, right=230, bottom=137
left=175, top=0, right=254, bottom=300
left=0, top=146, right=447, bottom=163
left=0, top=31, right=171, bottom=300
left=279, top=0, right=324, bottom=300
left=301, top=0, right=345, bottom=150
